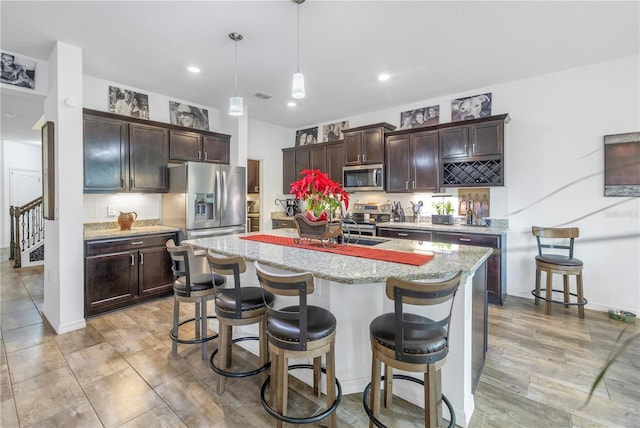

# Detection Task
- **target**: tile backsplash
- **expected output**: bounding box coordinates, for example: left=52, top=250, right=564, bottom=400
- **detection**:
left=83, top=194, right=161, bottom=223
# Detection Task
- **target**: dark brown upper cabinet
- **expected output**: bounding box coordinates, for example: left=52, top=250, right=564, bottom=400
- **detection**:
left=83, top=112, right=168, bottom=193
left=169, top=130, right=230, bottom=164
left=343, top=123, right=396, bottom=165
left=440, top=118, right=504, bottom=160
left=386, top=129, right=439, bottom=193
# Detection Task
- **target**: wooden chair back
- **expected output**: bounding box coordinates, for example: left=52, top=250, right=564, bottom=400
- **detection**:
left=254, top=261, right=315, bottom=351
left=532, top=226, right=579, bottom=259
left=205, top=250, right=247, bottom=318
left=385, top=271, right=463, bottom=363
left=166, top=239, right=195, bottom=293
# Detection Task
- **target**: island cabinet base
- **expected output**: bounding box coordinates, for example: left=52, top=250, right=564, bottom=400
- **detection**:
left=218, top=261, right=487, bottom=428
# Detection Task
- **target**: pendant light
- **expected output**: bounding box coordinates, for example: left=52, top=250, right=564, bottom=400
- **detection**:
left=229, top=32, right=244, bottom=116
left=292, top=0, right=305, bottom=99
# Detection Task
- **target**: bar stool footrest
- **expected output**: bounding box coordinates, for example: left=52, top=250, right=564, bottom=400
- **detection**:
left=362, top=374, right=455, bottom=428
left=260, top=364, right=342, bottom=425
left=170, top=315, right=218, bottom=344
left=210, top=336, right=270, bottom=378
left=531, top=289, right=588, bottom=306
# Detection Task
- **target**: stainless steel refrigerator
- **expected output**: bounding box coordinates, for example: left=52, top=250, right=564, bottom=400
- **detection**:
left=162, top=162, right=246, bottom=242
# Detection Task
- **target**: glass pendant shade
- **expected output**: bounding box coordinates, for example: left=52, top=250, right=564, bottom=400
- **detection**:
left=292, top=72, right=305, bottom=99
left=229, top=96, right=243, bottom=116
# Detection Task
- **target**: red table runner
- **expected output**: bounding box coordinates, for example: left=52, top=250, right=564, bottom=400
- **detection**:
left=239, top=234, right=434, bottom=266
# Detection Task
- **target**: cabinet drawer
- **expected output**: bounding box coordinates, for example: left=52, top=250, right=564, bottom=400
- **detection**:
left=86, top=233, right=176, bottom=256
left=377, top=228, right=432, bottom=241
left=433, top=232, right=499, bottom=248
left=272, top=219, right=295, bottom=229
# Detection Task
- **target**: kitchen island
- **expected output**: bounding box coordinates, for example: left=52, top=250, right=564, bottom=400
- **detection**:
left=185, top=229, right=491, bottom=427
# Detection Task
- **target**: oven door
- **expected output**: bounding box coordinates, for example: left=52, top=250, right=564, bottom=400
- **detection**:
left=342, top=222, right=376, bottom=237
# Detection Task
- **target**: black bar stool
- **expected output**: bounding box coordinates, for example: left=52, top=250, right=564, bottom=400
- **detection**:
left=363, top=271, right=463, bottom=428
left=254, top=261, right=341, bottom=428
left=166, top=240, right=224, bottom=360
left=531, top=226, right=587, bottom=318
left=206, top=251, right=275, bottom=394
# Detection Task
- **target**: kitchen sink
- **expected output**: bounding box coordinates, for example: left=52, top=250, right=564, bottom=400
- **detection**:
left=345, top=237, right=389, bottom=246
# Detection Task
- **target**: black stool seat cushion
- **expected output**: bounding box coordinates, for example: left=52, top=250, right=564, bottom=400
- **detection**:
left=370, top=313, right=447, bottom=355
left=536, top=255, right=583, bottom=267
left=268, top=306, right=336, bottom=343
left=216, top=286, right=275, bottom=314
left=174, top=273, right=224, bottom=297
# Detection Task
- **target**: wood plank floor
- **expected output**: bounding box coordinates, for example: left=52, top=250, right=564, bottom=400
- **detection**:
left=1, top=256, right=638, bottom=427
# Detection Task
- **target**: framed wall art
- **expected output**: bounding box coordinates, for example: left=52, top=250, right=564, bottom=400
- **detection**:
left=604, top=132, right=640, bottom=197
left=41, top=121, right=55, bottom=220
left=322, top=121, right=349, bottom=142
left=399, top=105, right=439, bottom=129
left=109, top=86, right=150, bottom=119
left=451, top=93, right=492, bottom=122
left=295, top=127, right=318, bottom=146
left=1, top=51, right=36, bottom=89
left=169, top=101, right=209, bottom=130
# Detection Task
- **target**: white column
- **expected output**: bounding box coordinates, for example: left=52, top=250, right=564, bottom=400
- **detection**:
left=42, top=41, right=85, bottom=333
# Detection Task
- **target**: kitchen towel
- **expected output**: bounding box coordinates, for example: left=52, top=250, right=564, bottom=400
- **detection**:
left=239, top=234, right=434, bottom=266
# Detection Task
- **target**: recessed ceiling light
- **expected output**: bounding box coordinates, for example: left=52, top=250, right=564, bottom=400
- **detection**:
left=187, top=66, right=201, bottom=73
left=287, top=101, right=296, bottom=107
left=378, top=73, right=391, bottom=81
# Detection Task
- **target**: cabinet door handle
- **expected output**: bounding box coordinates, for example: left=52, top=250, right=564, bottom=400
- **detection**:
left=130, top=255, right=135, bottom=266
left=398, top=233, right=409, bottom=237
left=139, top=253, right=144, bottom=264
left=464, top=144, right=467, bottom=153
left=459, top=238, right=472, bottom=242
left=472, top=143, right=476, bottom=153
left=131, top=241, right=144, bottom=245
left=362, top=153, right=366, bottom=162
left=130, top=178, right=134, bottom=189
left=204, top=152, right=208, bottom=160
left=198, top=150, right=202, bottom=159
left=357, top=154, right=360, bottom=163
left=412, top=180, right=415, bottom=189
left=121, top=177, right=124, bottom=188
left=405, top=181, right=409, bottom=190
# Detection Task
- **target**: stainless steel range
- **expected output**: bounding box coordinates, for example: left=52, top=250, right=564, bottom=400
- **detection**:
left=343, top=203, right=392, bottom=237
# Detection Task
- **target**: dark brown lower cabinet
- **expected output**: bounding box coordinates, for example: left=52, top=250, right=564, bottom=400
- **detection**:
left=85, top=232, right=176, bottom=316
left=377, top=227, right=506, bottom=305
left=272, top=219, right=295, bottom=229
left=433, top=231, right=506, bottom=305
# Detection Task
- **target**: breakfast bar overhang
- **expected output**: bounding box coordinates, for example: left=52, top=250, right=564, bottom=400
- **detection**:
left=185, top=229, right=492, bottom=427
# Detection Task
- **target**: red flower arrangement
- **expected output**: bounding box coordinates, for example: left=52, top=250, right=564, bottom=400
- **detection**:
left=290, top=169, right=350, bottom=222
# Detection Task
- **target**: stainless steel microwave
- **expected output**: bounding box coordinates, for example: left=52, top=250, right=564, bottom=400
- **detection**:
left=342, top=164, right=385, bottom=192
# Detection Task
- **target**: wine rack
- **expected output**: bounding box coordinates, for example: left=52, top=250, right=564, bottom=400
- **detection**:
left=441, top=159, right=503, bottom=186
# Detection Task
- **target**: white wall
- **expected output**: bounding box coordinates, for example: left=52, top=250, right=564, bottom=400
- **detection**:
left=1, top=141, right=42, bottom=247
left=83, top=194, right=161, bottom=223
left=267, top=55, right=639, bottom=314
left=247, top=118, right=291, bottom=230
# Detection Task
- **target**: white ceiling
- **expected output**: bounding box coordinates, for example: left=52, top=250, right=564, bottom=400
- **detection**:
left=1, top=1, right=638, bottom=145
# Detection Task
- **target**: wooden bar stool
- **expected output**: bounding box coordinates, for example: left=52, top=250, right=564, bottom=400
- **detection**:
left=206, top=251, right=275, bottom=394
left=531, top=226, right=587, bottom=318
left=254, top=262, right=341, bottom=428
left=363, top=271, right=463, bottom=428
left=166, top=240, right=224, bottom=360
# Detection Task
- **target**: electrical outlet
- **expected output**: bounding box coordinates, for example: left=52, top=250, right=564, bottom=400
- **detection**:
left=107, top=205, right=116, bottom=216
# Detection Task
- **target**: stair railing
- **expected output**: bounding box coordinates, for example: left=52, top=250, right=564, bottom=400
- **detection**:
left=9, top=196, right=44, bottom=268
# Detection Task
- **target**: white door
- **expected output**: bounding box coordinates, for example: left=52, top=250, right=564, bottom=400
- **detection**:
left=10, top=168, right=41, bottom=206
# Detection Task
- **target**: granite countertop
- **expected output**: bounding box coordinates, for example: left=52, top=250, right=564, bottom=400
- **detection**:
left=84, top=225, right=180, bottom=241
left=271, top=211, right=293, bottom=220
left=184, top=228, right=491, bottom=284
left=376, top=221, right=508, bottom=236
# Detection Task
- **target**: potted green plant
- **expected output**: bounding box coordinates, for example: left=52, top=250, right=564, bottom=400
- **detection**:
left=432, top=200, right=454, bottom=225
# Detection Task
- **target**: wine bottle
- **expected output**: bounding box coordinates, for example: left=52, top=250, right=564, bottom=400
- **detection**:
left=459, top=194, right=467, bottom=215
